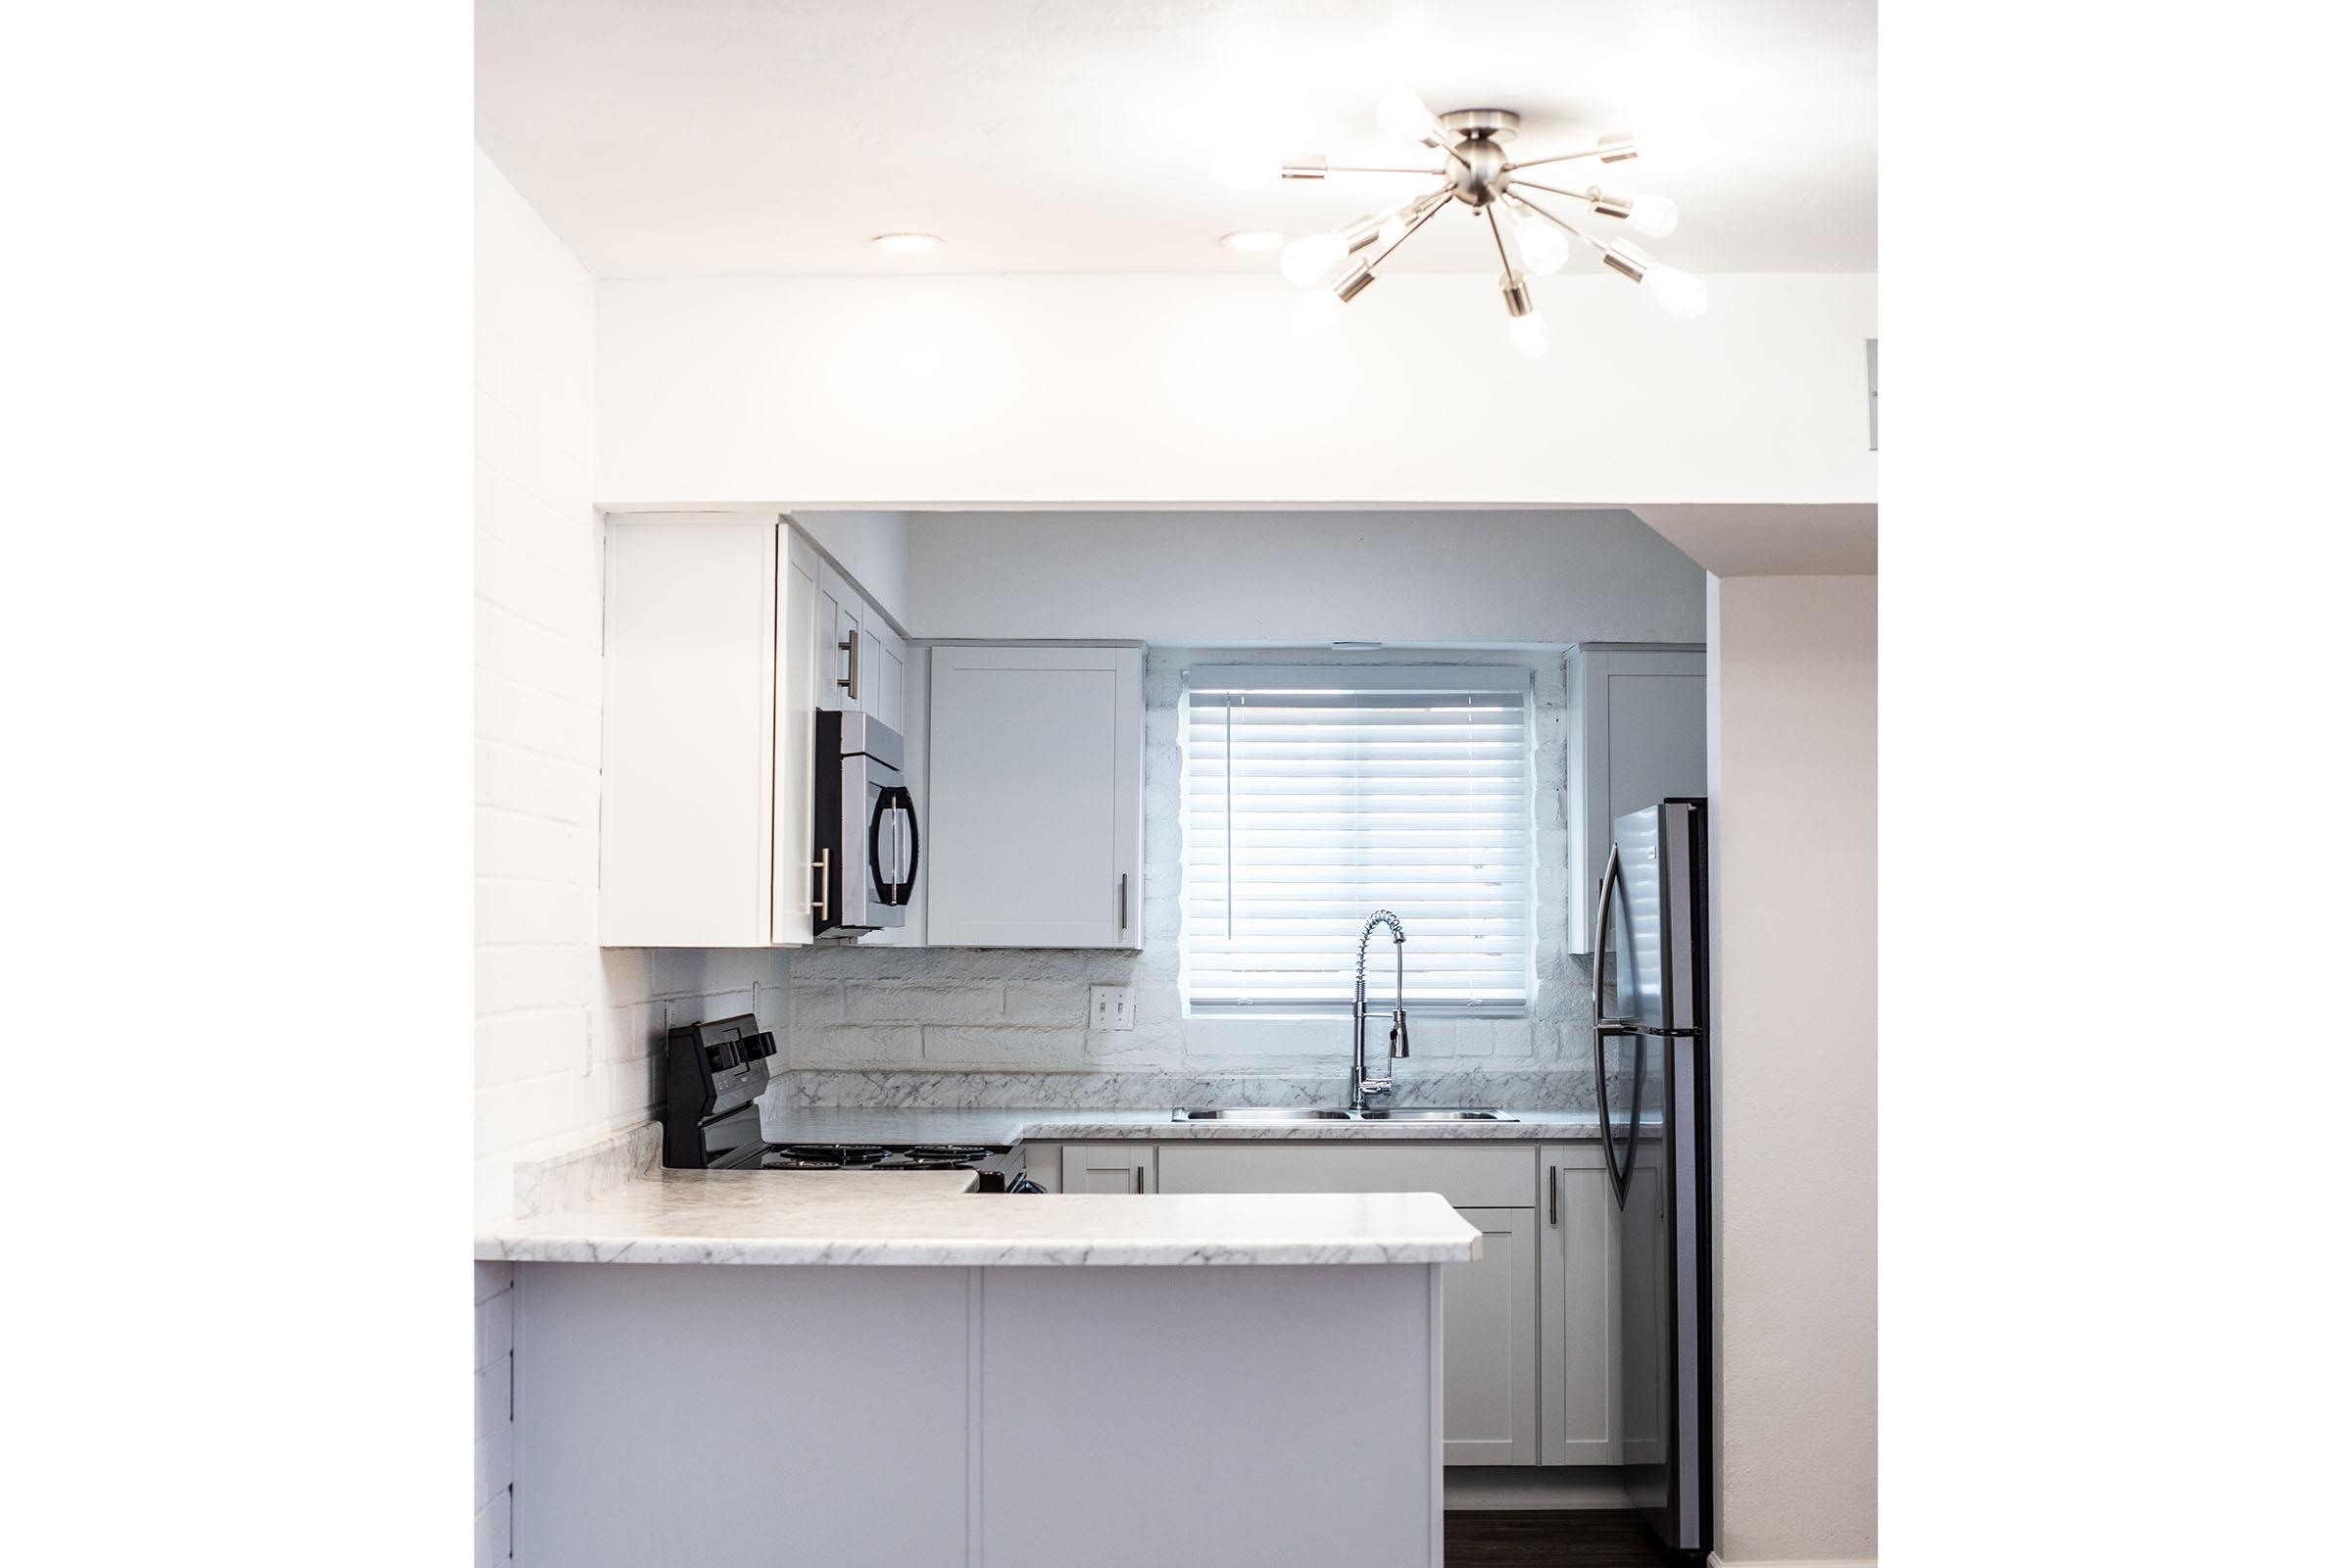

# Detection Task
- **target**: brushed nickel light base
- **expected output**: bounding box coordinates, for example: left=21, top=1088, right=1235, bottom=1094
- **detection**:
left=1437, top=108, right=1520, bottom=143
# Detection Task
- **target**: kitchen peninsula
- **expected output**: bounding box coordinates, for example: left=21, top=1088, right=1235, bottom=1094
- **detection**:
left=478, top=1169, right=1477, bottom=1568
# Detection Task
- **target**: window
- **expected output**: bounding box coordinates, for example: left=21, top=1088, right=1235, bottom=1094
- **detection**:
left=1179, top=664, right=1536, bottom=1017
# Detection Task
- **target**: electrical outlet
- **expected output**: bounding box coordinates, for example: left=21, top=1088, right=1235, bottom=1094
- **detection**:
left=1089, top=985, right=1135, bottom=1031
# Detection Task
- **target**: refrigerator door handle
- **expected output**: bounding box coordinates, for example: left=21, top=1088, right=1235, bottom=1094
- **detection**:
left=1592, top=844, right=1640, bottom=1206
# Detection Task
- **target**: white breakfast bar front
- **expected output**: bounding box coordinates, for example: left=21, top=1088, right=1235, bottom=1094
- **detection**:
left=478, top=1169, right=1479, bottom=1568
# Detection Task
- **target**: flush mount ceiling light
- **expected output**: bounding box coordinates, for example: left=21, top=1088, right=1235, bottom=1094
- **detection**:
left=870, top=232, right=943, bottom=255
left=1230, top=90, right=1706, bottom=357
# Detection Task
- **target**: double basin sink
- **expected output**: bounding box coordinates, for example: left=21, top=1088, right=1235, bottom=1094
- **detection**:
left=1170, top=1106, right=1515, bottom=1122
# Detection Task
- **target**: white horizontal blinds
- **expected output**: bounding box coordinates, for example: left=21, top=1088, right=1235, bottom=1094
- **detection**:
left=1181, top=666, right=1535, bottom=1015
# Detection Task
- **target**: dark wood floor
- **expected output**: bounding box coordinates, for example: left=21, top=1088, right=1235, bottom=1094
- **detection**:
left=1444, top=1510, right=1675, bottom=1567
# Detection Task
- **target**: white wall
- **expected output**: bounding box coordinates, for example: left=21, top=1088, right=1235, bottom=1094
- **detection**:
left=905, top=511, right=1703, bottom=645
left=1706, top=574, right=1878, bottom=1566
left=475, top=152, right=801, bottom=1564
left=597, top=272, right=1876, bottom=510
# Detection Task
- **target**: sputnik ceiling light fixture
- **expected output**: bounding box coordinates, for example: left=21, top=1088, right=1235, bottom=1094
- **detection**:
left=1224, top=89, right=1706, bottom=356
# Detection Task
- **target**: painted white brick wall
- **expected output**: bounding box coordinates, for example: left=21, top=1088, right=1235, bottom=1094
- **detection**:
left=786, top=648, right=1592, bottom=1081
left=474, top=151, right=794, bottom=1566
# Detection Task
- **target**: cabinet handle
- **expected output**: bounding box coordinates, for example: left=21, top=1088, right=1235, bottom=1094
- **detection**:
left=811, top=848, right=831, bottom=924
left=1549, top=1166, right=1559, bottom=1226
left=837, top=628, right=860, bottom=701
left=1118, top=872, right=1128, bottom=930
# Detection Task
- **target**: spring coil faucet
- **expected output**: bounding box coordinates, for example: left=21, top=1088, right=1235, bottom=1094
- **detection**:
left=1351, top=910, right=1410, bottom=1111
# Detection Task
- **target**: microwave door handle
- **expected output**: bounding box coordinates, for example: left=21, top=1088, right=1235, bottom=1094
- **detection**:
left=898, top=793, right=920, bottom=898
left=869, top=786, right=919, bottom=905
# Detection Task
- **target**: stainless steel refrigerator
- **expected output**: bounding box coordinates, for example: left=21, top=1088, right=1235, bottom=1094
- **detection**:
left=1593, top=799, right=1713, bottom=1562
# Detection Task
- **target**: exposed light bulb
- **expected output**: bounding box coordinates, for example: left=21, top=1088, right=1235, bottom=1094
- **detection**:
left=1210, top=150, right=1280, bottom=191
left=1376, top=87, right=1438, bottom=143
left=1511, top=207, right=1572, bottom=275
left=1508, top=311, right=1551, bottom=359
left=1280, top=230, right=1348, bottom=286
left=1625, top=194, right=1680, bottom=238
left=1291, top=287, right=1343, bottom=335
left=1219, top=230, right=1286, bottom=254
left=1643, top=264, right=1709, bottom=319
left=1378, top=214, right=1409, bottom=248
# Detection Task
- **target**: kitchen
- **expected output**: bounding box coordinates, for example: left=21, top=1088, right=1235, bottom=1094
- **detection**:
left=466, top=3, right=1872, bottom=1563
left=30, top=2, right=2343, bottom=1567
left=481, top=507, right=1732, bottom=1563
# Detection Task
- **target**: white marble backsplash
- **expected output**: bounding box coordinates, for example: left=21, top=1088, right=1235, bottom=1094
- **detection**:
left=766, top=1066, right=1603, bottom=1111
left=778, top=648, right=1594, bottom=1082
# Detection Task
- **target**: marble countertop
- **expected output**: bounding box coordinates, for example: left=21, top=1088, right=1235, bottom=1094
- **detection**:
left=761, top=1104, right=1607, bottom=1146
left=476, top=1168, right=1482, bottom=1267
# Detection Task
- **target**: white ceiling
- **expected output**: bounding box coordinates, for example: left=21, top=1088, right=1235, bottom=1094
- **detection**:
left=476, top=0, right=1875, bottom=278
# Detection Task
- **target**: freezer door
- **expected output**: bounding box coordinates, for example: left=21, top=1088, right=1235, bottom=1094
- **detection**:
left=1613, top=806, right=1669, bottom=1031
left=1612, top=801, right=1704, bottom=1034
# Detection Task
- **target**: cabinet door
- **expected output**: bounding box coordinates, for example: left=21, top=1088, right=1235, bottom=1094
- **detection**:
left=600, top=517, right=777, bottom=948
left=926, top=645, right=1144, bottom=949
left=862, top=616, right=907, bottom=734
left=1444, top=1207, right=1540, bottom=1465
left=1566, top=647, right=1706, bottom=953
left=769, top=531, right=821, bottom=945
left=1538, top=1145, right=1620, bottom=1464
left=1060, top=1145, right=1155, bottom=1194
left=813, top=558, right=862, bottom=711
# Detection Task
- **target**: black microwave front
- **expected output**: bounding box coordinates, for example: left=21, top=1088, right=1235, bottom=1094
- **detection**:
left=812, top=710, right=917, bottom=936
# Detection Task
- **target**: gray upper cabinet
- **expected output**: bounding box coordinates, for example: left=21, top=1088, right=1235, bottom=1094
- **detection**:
left=925, top=644, right=1144, bottom=949
left=1565, top=645, right=1707, bottom=954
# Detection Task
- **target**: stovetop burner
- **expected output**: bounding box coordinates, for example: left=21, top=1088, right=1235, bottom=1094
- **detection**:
left=759, top=1143, right=996, bottom=1171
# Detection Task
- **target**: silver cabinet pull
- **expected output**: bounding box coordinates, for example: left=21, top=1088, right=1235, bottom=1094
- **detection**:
left=1549, top=1166, right=1559, bottom=1226
left=837, top=627, right=861, bottom=701
left=1118, top=872, right=1128, bottom=930
left=811, top=848, right=831, bottom=923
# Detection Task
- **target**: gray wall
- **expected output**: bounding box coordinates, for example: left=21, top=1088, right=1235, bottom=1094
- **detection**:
left=907, top=511, right=1704, bottom=645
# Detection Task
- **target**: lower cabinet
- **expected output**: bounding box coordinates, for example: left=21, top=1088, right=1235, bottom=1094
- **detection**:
left=1059, top=1145, right=1156, bottom=1194
left=1043, top=1137, right=1615, bottom=1468
left=1442, top=1207, right=1540, bottom=1464
left=1538, top=1144, right=1620, bottom=1464
left=1156, top=1141, right=1541, bottom=1466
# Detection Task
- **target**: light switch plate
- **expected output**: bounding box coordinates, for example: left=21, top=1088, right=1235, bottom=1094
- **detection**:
left=1089, top=985, right=1135, bottom=1031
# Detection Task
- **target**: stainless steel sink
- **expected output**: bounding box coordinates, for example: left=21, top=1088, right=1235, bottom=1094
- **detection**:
left=1168, top=1106, right=1515, bottom=1122
left=1170, top=1107, right=1352, bottom=1121
left=1355, top=1108, right=1515, bottom=1121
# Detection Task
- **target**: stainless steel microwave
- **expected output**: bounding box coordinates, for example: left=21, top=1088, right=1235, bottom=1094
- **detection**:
left=813, top=710, right=917, bottom=936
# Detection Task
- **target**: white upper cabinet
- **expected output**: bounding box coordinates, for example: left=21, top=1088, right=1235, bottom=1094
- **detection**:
left=862, top=617, right=907, bottom=735
left=601, top=515, right=819, bottom=947
left=1565, top=645, right=1707, bottom=954
left=925, top=645, right=1143, bottom=949
left=813, top=558, right=862, bottom=713
left=812, top=554, right=908, bottom=732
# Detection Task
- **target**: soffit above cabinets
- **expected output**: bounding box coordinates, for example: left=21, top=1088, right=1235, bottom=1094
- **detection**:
left=475, top=0, right=1876, bottom=277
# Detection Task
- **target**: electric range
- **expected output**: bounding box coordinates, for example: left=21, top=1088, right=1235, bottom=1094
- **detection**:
left=662, top=1015, right=1042, bottom=1191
